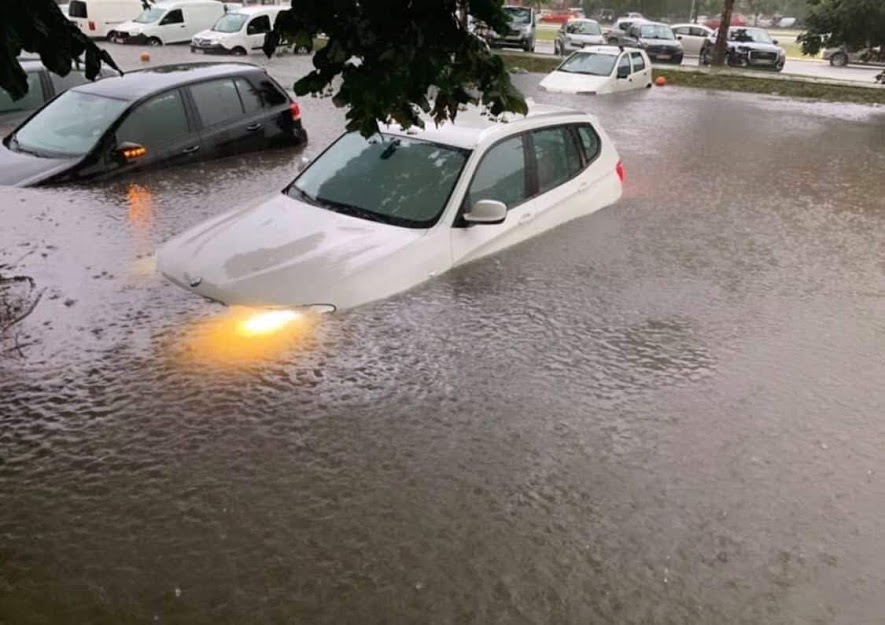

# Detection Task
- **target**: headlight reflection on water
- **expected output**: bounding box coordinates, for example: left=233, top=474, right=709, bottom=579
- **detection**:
left=175, top=306, right=317, bottom=367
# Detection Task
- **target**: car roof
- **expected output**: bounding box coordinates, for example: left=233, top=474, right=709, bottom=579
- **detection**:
left=150, top=0, right=221, bottom=6
left=226, top=5, right=284, bottom=14
left=574, top=45, right=624, bottom=56
left=72, top=62, right=262, bottom=101
left=382, top=103, right=590, bottom=151
left=567, top=18, right=599, bottom=23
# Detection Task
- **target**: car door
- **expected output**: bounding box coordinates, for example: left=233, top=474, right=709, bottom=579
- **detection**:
left=450, top=134, right=535, bottom=266
left=188, top=77, right=263, bottom=158
left=107, top=88, right=203, bottom=177
left=521, top=125, right=586, bottom=235
left=245, top=14, right=271, bottom=53
left=629, top=50, right=651, bottom=87
left=158, top=8, right=186, bottom=43
left=230, top=75, right=291, bottom=147
left=611, top=52, right=634, bottom=92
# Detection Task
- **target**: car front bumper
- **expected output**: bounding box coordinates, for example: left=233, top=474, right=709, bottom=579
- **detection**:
left=190, top=43, right=236, bottom=55
left=645, top=47, right=684, bottom=63
left=109, top=32, right=150, bottom=44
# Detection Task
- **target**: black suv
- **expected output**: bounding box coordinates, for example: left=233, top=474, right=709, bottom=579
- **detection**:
left=0, top=63, right=307, bottom=187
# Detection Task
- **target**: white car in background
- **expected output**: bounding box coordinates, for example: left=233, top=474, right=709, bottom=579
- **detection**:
left=540, top=46, right=652, bottom=95
left=191, top=5, right=291, bottom=55
left=108, top=0, right=227, bottom=45
left=158, top=105, right=624, bottom=312
left=554, top=19, right=606, bottom=56
left=670, top=23, right=714, bottom=55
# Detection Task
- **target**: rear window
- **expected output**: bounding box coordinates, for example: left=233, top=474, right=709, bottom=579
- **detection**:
left=69, top=0, right=87, bottom=18
left=0, top=71, right=44, bottom=114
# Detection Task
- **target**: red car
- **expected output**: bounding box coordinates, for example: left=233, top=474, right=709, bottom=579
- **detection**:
left=539, top=10, right=572, bottom=24
left=704, top=14, right=747, bottom=29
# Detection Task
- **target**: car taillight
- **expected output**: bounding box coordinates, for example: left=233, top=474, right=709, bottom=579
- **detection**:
left=616, top=160, right=625, bottom=183
left=289, top=102, right=301, bottom=121
left=88, top=20, right=96, bottom=31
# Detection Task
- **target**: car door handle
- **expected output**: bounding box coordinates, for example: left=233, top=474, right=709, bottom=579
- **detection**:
left=181, top=145, right=200, bottom=154
left=246, top=123, right=263, bottom=132
left=519, top=212, right=535, bottom=224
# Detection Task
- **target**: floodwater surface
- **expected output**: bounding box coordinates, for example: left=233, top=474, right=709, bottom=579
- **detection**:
left=1, top=48, right=885, bottom=624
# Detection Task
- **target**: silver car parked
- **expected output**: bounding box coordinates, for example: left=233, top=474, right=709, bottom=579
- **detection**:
left=554, top=19, right=606, bottom=56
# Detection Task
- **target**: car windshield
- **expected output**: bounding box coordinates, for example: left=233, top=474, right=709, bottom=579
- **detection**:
left=504, top=7, right=532, bottom=25
left=729, top=28, right=773, bottom=43
left=567, top=21, right=602, bottom=35
left=133, top=7, right=165, bottom=23
left=287, top=132, right=469, bottom=229
left=557, top=52, right=617, bottom=76
left=11, top=90, right=128, bottom=158
left=212, top=13, right=248, bottom=32
left=639, top=24, right=675, bottom=39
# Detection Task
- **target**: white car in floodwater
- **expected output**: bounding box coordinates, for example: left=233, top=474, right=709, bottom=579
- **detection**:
left=157, top=105, right=624, bottom=312
left=540, top=46, right=652, bottom=95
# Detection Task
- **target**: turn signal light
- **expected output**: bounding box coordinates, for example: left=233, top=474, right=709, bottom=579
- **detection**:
left=616, top=160, right=625, bottom=183
left=289, top=101, right=301, bottom=121
left=122, top=146, right=147, bottom=160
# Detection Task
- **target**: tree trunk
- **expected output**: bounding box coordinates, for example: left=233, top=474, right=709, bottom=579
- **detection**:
left=712, top=0, right=735, bottom=66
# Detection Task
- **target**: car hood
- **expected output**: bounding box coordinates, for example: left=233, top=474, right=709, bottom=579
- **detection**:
left=717, top=38, right=783, bottom=52
left=540, top=71, right=612, bottom=94
left=157, top=192, right=428, bottom=308
left=566, top=34, right=606, bottom=44
left=0, top=143, right=78, bottom=187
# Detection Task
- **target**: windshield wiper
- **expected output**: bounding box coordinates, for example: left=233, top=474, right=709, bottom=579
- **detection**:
left=314, top=196, right=390, bottom=225
left=380, top=139, right=401, bottom=160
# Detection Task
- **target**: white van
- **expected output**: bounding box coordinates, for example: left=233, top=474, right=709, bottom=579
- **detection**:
left=68, top=0, right=144, bottom=38
left=109, top=0, right=227, bottom=46
left=190, top=6, right=292, bottom=55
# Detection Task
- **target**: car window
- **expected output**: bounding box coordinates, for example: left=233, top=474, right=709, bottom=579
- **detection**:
left=69, top=0, right=87, bottom=18
left=0, top=71, right=44, bottom=114
left=575, top=124, right=601, bottom=163
left=116, top=90, right=189, bottom=150
left=290, top=132, right=468, bottom=229
left=673, top=26, right=689, bottom=35
left=692, top=27, right=708, bottom=37
left=234, top=78, right=265, bottom=114
left=617, top=53, right=631, bottom=75
left=468, top=136, right=527, bottom=209
left=532, top=127, right=582, bottom=194
left=49, top=69, right=89, bottom=95
left=630, top=51, right=646, bottom=72
left=246, top=15, right=271, bottom=35
left=160, top=9, right=183, bottom=25
left=190, top=79, right=245, bottom=127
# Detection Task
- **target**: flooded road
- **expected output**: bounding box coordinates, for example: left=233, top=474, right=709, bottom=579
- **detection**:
left=2, top=47, right=885, bottom=624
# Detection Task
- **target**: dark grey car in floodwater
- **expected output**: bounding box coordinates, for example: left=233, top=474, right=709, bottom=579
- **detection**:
left=0, top=62, right=306, bottom=187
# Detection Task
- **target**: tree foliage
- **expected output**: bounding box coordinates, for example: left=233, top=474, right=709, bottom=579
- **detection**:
left=0, top=0, right=122, bottom=100
left=264, top=0, right=527, bottom=136
left=800, top=0, right=885, bottom=55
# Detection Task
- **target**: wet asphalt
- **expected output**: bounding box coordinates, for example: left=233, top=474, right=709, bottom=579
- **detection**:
left=1, top=44, right=884, bottom=624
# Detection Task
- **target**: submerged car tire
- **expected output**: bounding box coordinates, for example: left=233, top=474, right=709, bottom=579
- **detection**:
left=829, top=51, right=849, bottom=67
left=231, top=46, right=247, bottom=56
left=148, top=37, right=162, bottom=46
left=699, top=47, right=711, bottom=65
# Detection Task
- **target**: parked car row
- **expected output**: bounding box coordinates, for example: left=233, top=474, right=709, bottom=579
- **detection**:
left=699, top=27, right=786, bottom=72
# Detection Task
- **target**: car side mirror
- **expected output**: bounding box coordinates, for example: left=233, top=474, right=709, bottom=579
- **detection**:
left=296, top=155, right=310, bottom=172
left=617, top=66, right=630, bottom=79
left=772, top=39, right=779, bottom=45
left=677, top=35, right=683, bottom=40
left=463, top=199, right=507, bottom=225
left=117, top=141, right=147, bottom=162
